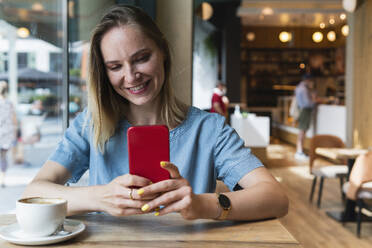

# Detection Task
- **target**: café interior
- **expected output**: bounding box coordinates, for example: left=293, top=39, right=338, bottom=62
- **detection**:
left=1, top=0, right=372, bottom=247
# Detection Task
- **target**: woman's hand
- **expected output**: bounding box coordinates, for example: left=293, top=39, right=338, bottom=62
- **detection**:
left=98, top=174, right=154, bottom=217
left=136, top=162, right=201, bottom=220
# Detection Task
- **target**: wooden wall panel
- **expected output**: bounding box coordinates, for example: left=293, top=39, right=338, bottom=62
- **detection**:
left=156, top=0, right=193, bottom=105
left=352, top=0, right=372, bottom=148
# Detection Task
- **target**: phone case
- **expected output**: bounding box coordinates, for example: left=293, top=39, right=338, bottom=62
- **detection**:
left=127, top=125, right=170, bottom=183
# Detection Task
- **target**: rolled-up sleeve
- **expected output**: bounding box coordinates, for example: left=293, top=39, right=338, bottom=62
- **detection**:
left=48, top=110, right=90, bottom=183
left=213, top=119, right=263, bottom=191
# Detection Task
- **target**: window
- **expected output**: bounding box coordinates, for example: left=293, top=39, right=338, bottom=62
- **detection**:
left=17, top=52, right=28, bottom=69
left=0, top=1, right=65, bottom=182
left=50, top=53, right=62, bottom=73
left=0, top=52, right=8, bottom=72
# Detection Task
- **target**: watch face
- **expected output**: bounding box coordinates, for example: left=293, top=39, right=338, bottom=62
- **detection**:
left=218, top=194, right=231, bottom=209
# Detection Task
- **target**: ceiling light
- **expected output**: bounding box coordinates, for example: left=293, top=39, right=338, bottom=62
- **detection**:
left=343, top=0, right=358, bottom=13
left=340, top=13, right=347, bottom=20
left=201, top=2, right=213, bottom=21
left=341, top=24, right=349, bottom=36
left=312, top=32, right=323, bottom=43
left=17, top=27, right=30, bottom=38
left=329, top=18, right=335, bottom=25
left=320, top=23, right=325, bottom=29
left=196, top=2, right=213, bottom=21
left=262, top=7, right=274, bottom=15
left=327, top=31, right=336, bottom=42
left=279, top=31, right=292, bottom=43
left=299, top=63, right=305, bottom=69
left=246, top=32, right=255, bottom=42
left=32, top=3, right=44, bottom=11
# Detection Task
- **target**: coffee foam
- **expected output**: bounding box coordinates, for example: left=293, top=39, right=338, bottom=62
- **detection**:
left=19, top=197, right=65, bottom=204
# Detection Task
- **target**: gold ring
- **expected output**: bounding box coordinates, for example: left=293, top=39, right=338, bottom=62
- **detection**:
left=129, top=188, right=134, bottom=200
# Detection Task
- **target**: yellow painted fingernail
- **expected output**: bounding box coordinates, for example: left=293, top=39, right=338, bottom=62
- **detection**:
left=155, top=207, right=160, bottom=211
left=149, top=181, right=153, bottom=185
left=160, top=161, right=167, bottom=167
left=141, top=204, right=149, bottom=212
left=137, top=189, right=144, bottom=195
left=154, top=211, right=160, bottom=216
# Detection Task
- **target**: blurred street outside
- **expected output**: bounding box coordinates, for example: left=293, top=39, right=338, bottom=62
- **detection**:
left=0, top=117, right=62, bottom=214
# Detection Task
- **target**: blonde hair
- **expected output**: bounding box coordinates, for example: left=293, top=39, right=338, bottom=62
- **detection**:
left=88, top=5, right=188, bottom=153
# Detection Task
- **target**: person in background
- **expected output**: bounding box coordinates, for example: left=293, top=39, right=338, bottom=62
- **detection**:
left=30, top=99, right=44, bottom=115
left=294, top=74, right=316, bottom=160
left=221, top=87, right=230, bottom=120
left=69, top=96, right=81, bottom=117
left=0, top=81, right=17, bottom=187
left=210, top=81, right=229, bottom=118
left=22, top=5, right=288, bottom=221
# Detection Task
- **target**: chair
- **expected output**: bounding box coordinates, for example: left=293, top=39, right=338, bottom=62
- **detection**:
left=309, top=135, right=348, bottom=208
left=343, top=152, right=372, bottom=237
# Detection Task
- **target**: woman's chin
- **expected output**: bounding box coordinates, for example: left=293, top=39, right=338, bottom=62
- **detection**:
left=125, top=89, right=161, bottom=108
left=128, top=97, right=152, bottom=107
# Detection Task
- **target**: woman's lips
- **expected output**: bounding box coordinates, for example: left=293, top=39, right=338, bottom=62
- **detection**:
left=127, top=80, right=150, bottom=94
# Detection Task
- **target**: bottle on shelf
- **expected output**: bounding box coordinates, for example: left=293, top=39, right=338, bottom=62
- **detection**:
left=234, top=105, right=242, bottom=118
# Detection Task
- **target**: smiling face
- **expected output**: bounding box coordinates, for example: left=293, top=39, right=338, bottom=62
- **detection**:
left=100, top=25, right=165, bottom=108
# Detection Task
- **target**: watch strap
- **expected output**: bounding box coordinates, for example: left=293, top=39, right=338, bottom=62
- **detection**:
left=216, top=193, right=231, bottom=220
left=218, top=206, right=230, bottom=220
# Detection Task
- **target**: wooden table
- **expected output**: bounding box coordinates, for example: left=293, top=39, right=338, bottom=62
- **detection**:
left=315, top=148, right=367, bottom=161
left=315, top=147, right=370, bottom=223
left=315, top=147, right=368, bottom=182
left=0, top=213, right=302, bottom=247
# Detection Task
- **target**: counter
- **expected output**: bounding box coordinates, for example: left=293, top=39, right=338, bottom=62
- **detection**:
left=273, top=103, right=346, bottom=147
left=230, top=113, right=270, bottom=147
left=315, top=104, right=346, bottom=142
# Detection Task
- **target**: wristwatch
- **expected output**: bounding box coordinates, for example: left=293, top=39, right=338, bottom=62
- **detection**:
left=216, top=193, right=231, bottom=220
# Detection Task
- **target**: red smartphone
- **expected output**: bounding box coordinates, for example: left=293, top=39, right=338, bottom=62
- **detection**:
left=127, top=125, right=170, bottom=183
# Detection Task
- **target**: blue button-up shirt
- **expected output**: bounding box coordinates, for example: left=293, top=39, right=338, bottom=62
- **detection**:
left=48, top=107, right=263, bottom=194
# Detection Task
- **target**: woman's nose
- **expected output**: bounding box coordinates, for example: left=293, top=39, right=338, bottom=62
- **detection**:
left=122, top=65, right=140, bottom=84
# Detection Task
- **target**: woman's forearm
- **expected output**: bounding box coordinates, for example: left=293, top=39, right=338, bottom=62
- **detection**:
left=22, top=180, right=104, bottom=216
left=226, top=181, right=288, bottom=220
left=195, top=182, right=288, bottom=221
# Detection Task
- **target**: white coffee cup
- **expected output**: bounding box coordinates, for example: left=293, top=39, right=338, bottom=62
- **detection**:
left=16, top=197, right=67, bottom=237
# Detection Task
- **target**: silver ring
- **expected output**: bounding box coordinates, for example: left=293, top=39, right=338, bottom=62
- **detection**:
left=129, top=188, right=134, bottom=200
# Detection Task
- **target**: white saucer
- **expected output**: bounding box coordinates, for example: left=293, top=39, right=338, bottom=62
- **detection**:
left=0, top=219, right=85, bottom=246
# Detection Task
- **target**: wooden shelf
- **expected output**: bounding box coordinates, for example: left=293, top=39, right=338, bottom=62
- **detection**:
left=241, top=47, right=342, bottom=107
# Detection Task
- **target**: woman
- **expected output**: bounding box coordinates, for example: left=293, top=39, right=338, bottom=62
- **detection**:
left=0, top=81, right=17, bottom=187
left=23, top=5, right=288, bottom=220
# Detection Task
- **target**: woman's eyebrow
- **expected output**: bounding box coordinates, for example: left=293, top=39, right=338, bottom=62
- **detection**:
left=104, top=60, right=120, bottom=65
left=104, top=48, right=149, bottom=65
left=130, top=48, right=150, bottom=58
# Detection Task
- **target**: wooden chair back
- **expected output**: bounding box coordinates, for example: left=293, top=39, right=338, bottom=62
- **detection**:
left=309, top=134, right=345, bottom=173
